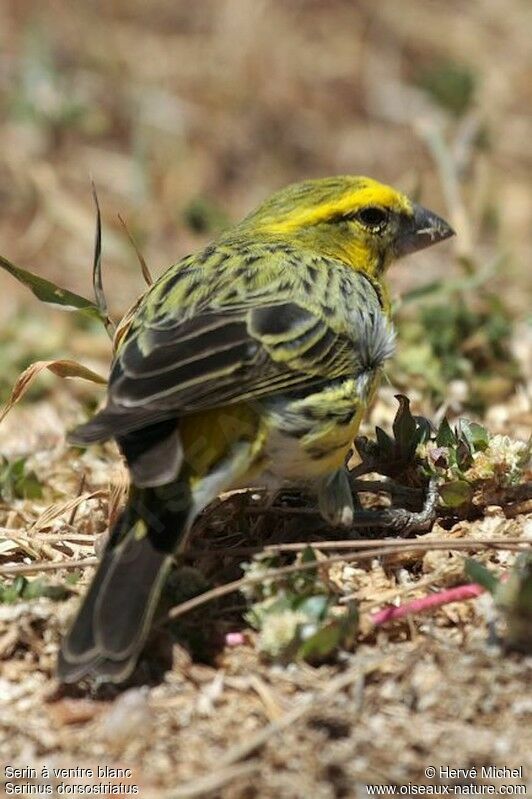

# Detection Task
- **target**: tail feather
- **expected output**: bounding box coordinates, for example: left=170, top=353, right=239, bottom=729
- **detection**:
left=58, top=487, right=189, bottom=684
left=95, top=536, right=172, bottom=659
left=68, top=406, right=157, bottom=444
left=117, top=421, right=183, bottom=488
left=58, top=548, right=116, bottom=664
left=70, top=414, right=183, bottom=489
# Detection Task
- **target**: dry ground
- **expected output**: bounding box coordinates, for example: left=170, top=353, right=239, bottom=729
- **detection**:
left=0, top=2, right=531, bottom=797
left=1, top=388, right=530, bottom=798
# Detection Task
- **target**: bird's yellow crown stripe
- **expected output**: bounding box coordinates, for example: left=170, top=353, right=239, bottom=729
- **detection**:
left=258, top=183, right=413, bottom=235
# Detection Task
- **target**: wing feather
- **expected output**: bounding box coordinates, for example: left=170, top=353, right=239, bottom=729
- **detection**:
left=71, top=253, right=391, bottom=443
left=112, top=301, right=354, bottom=411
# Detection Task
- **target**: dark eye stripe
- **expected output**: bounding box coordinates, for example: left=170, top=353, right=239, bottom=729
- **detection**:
left=357, top=207, right=388, bottom=227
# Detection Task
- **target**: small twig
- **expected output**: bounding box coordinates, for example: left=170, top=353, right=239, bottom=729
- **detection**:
left=247, top=505, right=319, bottom=518
left=165, top=550, right=393, bottom=624
left=245, top=481, right=421, bottom=516
left=0, top=557, right=98, bottom=576
left=341, top=572, right=440, bottom=607
left=371, top=583, right=484, bottom=626
left=351, top=479, right=422, bottom=500
left=118, top=213, right=153, bottom=286
left=67, top=474, right=87, bottom=527
left=249, top=674, right=285, bottom=721
left=262, top=537, right=527, bottom=553
left=7, top=533, right=97, bottom=544
left=185, top=537, right=528, bottom=558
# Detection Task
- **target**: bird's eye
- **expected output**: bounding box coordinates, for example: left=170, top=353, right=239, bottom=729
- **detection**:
left=357, top=207, right=388, bottom=229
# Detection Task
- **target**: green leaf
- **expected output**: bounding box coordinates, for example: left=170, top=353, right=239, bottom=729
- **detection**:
left=439, top=479, right=472, bottom=507
left=392, top=395, right=418, bottom=458
left=22, top=578, right=71, bottom=601
left=465, top=558, right=499, bottom=594
left=0, top=457, right=43, bottom=501
left=413, top=416, right=433, bottom=445
left=417, top=60, right=477, bottom=118
left=375, top=427, right=395, bottom=457
left=300, top=546, right=318, bottom=564
left=0, top=576, right=70, bottom=603
left=297, top=603, right=358, bottom=663
left=456, top=439, right=473, bottom=471
left=436, top=418, right=457, bottom=448
left=457, top=420, right=490, bottom=453
left=0, top=253, right=104, bottom=321
left=65, top=571, right=82, bottom=585
left=295, top=594, right=330, bottom=622
left=245, top=595, right=291, bottom=630
left=0, top=576, right=27, bottom=603
left=297, top=621, right=343, bottom=662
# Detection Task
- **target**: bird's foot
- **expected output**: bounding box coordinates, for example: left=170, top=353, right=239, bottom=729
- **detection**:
left=346, top=476, right=439, bottom=538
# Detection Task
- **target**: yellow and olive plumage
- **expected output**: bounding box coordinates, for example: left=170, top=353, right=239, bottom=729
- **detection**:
left=58, top=176, right=453, bottom=683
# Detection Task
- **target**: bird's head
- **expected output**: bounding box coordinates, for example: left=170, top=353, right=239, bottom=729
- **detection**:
left=241, top=176, right=454, bottom=277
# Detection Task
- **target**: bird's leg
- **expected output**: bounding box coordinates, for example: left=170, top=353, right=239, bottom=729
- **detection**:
left=350, top=478, right=423, bottom=506
left=249, top=473, right=438, bottom=538
left=251, top=483, right=318, bottom=537
left=346, top=476, right=439, bottom=538
left=317, top=468, right=356, bottom=528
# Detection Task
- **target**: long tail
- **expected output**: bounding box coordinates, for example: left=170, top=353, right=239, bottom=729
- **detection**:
left=57, top=484, right=191, bottom=684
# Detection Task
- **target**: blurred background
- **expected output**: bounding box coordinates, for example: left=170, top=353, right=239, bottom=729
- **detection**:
left=0, top=0, right=530, bottom=421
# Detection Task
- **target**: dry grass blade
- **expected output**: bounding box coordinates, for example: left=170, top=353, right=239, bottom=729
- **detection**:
left=17, top=533, right=97, bottom=544
left=108, top=462, right=130, bottom=529
left=67, top=474, right=87, bottom=526
left=249, top=674, right=285, bottom=721
left=0, top=360, right=106, bottom=424
left=118, top=213, right=153, bottom=286
left=30, top=491, right=106, bottom=531
left=91, top=182, right=115, bottom=337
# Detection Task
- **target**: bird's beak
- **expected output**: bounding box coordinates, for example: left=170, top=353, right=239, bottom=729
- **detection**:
left=395, top=203, right=455, bottom=258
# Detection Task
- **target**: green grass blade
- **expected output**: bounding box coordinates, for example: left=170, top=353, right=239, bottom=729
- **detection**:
left=0, top=253, right=104, bottom=322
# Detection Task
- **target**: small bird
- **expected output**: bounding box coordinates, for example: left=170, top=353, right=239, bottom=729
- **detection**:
left=58, top=176, right=453, bottom=683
